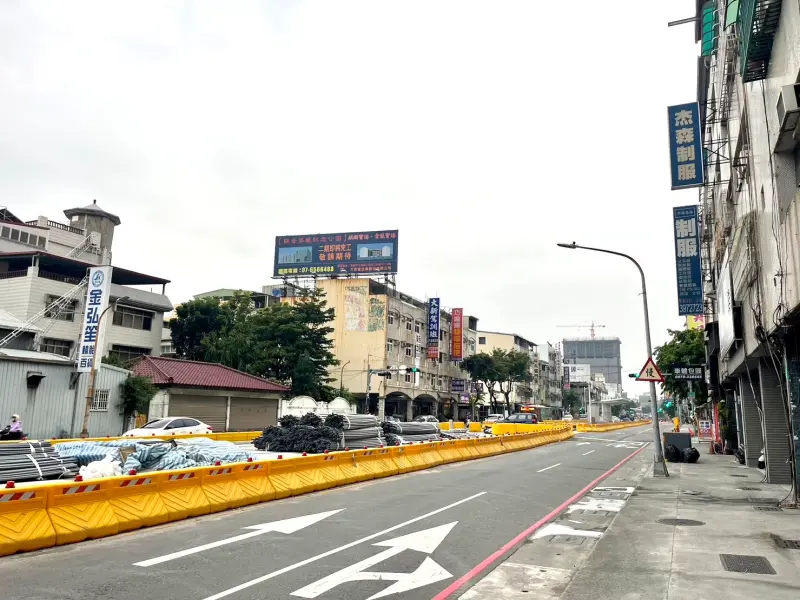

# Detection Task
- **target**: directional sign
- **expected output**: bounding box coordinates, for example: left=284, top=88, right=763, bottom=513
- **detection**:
left=636, top=357, right=664, bottom=383
left=292, top=522, right=457, bottom=599
left=134, top=509, right=343, bottom=567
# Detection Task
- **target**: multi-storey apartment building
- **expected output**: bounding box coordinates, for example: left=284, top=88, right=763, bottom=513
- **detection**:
left=308, top=278, right=478, bottom=420
left=0, top=202, right=172, bottom=362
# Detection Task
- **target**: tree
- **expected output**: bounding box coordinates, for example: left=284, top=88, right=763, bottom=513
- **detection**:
left=562, top=389, right=581, bottom=415
left=654, top=329, right=707, bottom=404
left=102, top=354, right=128, bottom=368
left=460, top=352, right=503, bottom=413
left=291, top=352, right=319, bottom=398
left=170, top=296, right=231, bottom=361
left=612, top=400, right=636, bottom=417
left=496, top=349, right=532, bottom=415
left=119, top=376, right=157, bottom=428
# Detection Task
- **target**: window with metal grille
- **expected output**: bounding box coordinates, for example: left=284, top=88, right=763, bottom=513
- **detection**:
left=45, top=294, right=78, bottom=321
left=91, top=389, right=109, bottom=412
left=112, top=305, right=154, bottom=331
left=42, top=338, right=72, bottom=357
left=110, top=344, right=151, bottom=363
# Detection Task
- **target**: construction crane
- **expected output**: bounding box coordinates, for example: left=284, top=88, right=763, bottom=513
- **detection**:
left=556, top=322, right=606, bottom=339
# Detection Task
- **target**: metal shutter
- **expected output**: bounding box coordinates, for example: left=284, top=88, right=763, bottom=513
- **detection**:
left=168, top=395, right=227, bottom=432
left=229, top=398, right=278, bottom=431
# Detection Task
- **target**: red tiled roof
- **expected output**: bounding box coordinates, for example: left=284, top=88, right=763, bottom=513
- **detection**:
left=132, top=356, right=289, bottom=392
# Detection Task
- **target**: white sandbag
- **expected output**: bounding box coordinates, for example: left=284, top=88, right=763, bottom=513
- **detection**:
left=78, top=454, right=123, bottom=480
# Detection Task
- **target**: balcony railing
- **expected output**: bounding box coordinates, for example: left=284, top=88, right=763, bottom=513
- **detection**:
left=740, top=0, right=782, bottom=82
left=38, top=270, right=83, bottom=285
left=0, top=270, right=27, bottom=280
left=25, top=220, right=84, bottom=235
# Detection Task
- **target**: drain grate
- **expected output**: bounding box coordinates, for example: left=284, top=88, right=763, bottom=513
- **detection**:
left=595, top=491, right=628, bottom=498
left=657, top=518, right=705, bottom=526
left=739, top=487, right=761, bottom=491
left=773, top=538, right=800, bottom=550
left=549, top=535, right=587, bottom=545
left=730, top=474, right=749, bottom=478
left=573, top=510, right=613, bottom=517
left=719, top=554, right=776, bottom=575
left=754, top=506, right=782, bottom=512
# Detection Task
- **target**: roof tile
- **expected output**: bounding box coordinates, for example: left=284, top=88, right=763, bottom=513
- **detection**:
left=132, top=356, right=289, bottom=392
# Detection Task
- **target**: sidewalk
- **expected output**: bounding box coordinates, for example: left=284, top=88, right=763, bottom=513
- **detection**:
left=461, top=443, right=800, bottom=600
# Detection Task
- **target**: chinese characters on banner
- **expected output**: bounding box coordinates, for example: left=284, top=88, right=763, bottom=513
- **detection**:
left=563, top=365, right=570, bottom=390
left=672, top=365, right=705, bottom=381
left=686, top=314, right=705, bottom=330
left=450, top=308, right=463, bottom=361
left=673, top=205, right=704, bottom=316
left=427, top=298, right=440, bottom=359
left=667, top=103, right=704, bottom=189
left=76, top=266, right=112, bottom=373
left=450, top=378, right=466, bottom=392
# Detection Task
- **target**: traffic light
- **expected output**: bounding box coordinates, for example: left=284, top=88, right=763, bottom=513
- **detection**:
left=664, top=401, right=673, bottom=408
left=628, top=373, right=638, bottom=378
left=405, top=367, right=420, bottom=373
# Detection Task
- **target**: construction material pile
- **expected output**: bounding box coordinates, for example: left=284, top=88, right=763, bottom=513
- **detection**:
left=440, top=430, right=485, bottom=440
left=336, top=414, right=386, bottom=449
left=252, top=414, right=346, bottom=453
left=55, top=438, right=254, bottom=472
left=0, top=441, right=78, bottom=483
left=382, top=421, right=441, bottom=445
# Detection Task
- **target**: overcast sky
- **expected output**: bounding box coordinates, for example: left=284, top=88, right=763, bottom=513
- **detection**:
left=1, top=1, right=702, bottom=394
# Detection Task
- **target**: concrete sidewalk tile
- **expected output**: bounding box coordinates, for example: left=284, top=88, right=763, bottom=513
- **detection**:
left=460, top=563, right=574, bottom=599
left=667, top=569, right=800, bottom=600
left=559, top=568, right=671, bottom=600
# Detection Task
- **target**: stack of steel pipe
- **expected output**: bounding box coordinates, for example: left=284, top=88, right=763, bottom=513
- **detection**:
left=0, top=441, right=79, bottom=483
left=382, top=421, right=441, bottom=445
left=341, top=415, right=385, bottom=448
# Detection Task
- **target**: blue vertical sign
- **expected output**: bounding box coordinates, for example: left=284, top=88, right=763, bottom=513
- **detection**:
left=427, top=298, right=440, bottom=360
left=667, top=103, right=704, bottom=189
left=673, top=205, right=704, bottom=316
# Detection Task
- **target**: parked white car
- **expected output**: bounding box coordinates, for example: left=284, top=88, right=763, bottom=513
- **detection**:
left=562, top=413, right=574, bottom=421
left=123, top=417, right=212, bottom=437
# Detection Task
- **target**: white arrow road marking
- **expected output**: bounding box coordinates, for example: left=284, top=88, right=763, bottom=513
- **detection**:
left=594, top=486, right=635, bottom=493
left=537, top=463, right=561, bottom=473
left=134, top=510, right=343, bottom=567
left=566, top=497, right=626, bottom=513
left=200, top=492, right=486, bottom=600
left=292, top=523, right=457, bottom=599
left=575, top=442, right=591, bottom=446
left=531, top=523, right=603, bottom=540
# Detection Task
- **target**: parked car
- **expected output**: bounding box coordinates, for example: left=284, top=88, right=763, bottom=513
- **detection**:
left=501, top=413, right=539, bottom=425
left=413, top=415, right=439, bottom=423
left=484, top=414, right=504, bottom=423
left=562, top=413, right=574, bottom=421
left=123, top=417, right=212, bottom=437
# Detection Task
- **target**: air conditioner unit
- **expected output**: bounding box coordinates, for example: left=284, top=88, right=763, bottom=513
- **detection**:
left=774, top=83, right=800, bottom=153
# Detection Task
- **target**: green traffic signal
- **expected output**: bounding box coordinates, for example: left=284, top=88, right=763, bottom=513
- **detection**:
left=405, top=367, right=419, bottom=373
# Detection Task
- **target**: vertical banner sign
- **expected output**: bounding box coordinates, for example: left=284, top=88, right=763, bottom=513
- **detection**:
left=77, top=266, right=112, bottom=372
left=673, top=205, right=704, bottom=316
left=563, top=365, right=570, bottom=390
left=427, top=298, right=440, bottom=360
left=450, top=308, right=463, bottom=361
left=667, top=103, right=704, bottom=189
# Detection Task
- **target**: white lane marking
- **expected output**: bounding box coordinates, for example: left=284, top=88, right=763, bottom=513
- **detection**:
left=292, top=523, right=457, bottom=599
left=566, top=497, right=626, bottom=513
left=593, top=486, right=635, bottom=493
left=582, top=450, right=595, bottom=456
left=135, top=510, right=343, bottom=567
left=201, top=492, right=486, bottom=600
left=575, top=442, right=591, bottom=446
left=575, top=436, right=645, bottom=445
left=531, top=522, right=603, bottom=540
left=537, top=463, right=561, bottom=473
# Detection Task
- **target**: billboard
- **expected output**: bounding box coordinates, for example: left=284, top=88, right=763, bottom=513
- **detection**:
left=274, top=230, right=398, bottom=278
left=76, top=266, right=112, bottom=372
left=567, top=364, right=591, bottom=382
left=667, top=102, right=704, bottom=189
left=427, top=298, right=440, bottom=359
left=717, top=251, right=735, bottom=358
left=673, top=205, right=704, bottom=316
left=686, top=314, right=705, bottom=330
left=451, top=308, right=463, bottom=361
left=563, top=365, right=570, bottom=390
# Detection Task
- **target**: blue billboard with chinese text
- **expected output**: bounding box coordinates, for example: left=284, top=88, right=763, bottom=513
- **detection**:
left=273, top=230, right=398, bottom=278
left=673, top=205, right=704, bottom=316
left=667, top=103, right=704, bottom=190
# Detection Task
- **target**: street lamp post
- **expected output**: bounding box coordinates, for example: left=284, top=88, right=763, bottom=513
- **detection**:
left=557, top=242, right=668, bottom=476
left=81, top=296, right=128, bottom=438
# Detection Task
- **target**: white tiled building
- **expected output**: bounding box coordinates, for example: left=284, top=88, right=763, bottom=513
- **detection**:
left=0, top=202, right=172, bottom=362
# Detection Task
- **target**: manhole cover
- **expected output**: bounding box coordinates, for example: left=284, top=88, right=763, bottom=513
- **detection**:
left=739, top=487, right=761, bottom=491
left=719, top=554, right=776, bottom=575
left=549, top=535, right=587, bottom=545
left=730, top=474, right=748, bottom=478
left=657, top=518, right=705, bottom=526
left=754, top=506, right=782, bottom=512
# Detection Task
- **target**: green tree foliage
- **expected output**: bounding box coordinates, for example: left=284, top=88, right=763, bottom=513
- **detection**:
left=611, top=400, right=637, bottom=417
left=562, top=389, right=581, bottom=415
left=496, top=349, right=532, bottom=414
left=102, top=354, right=128, bottom=368
left=119, top=376, right=158, bottom=425
left=654, top=329, right=707, bottom=404
left=460, top=352, right=503, bottom=413
left=170, top=296, right=231, bottom=361
left=168, top=288, right=338, bottom=400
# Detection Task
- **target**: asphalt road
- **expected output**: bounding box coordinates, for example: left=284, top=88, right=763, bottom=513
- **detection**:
left=0, top=425, right=654, bottom=600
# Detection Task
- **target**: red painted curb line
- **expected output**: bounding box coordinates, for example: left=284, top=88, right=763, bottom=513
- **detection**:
left=432, top=444, right=648, bottom=600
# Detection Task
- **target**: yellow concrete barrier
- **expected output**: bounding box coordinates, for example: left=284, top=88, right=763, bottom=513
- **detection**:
left=47, top=479, right=119, bottom=546
left=106, top=472, right=170, bottom=533
left=269, top=456, right=321, bottom=499
left=418, top=442, right=444, bottom=467
left=315, top=453, right=347, bottom=489
left=441, top=440, right=466, bottom=461
left=158, top=468, right=210, bottom=520
left=491, top=423, right=515, bottom=436
left=231, top=461, right=276, bottom=505
left=200, top=464, right=249, bottom=512
left=351, top=448, right=398, bottom=482
left=469, top=422, right=483, bottom=432
left=575, top=421, right=650, bottom=433
left=0, top=484, right=56, bottom=556
left=390, top=445, right=416, bottom=474
left=439, top=422, right=450, bottom=431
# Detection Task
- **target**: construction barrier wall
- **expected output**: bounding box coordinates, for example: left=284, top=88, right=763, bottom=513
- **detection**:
left=0, top=431, right=263, bottom=446
left=0, top=425, right=579, bottom=557
left=575, top=420, right=651, bottom=433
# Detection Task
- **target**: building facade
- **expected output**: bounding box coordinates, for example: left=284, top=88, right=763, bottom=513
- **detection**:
left=562, top=337, right=622, bottom=386
left=692, top=0, right=799, bottom=486
left=308, top=278, right=479, bottom=420
left=476, top=330, right=537, bottom=411
left=0, top=203, right=172, bottom=363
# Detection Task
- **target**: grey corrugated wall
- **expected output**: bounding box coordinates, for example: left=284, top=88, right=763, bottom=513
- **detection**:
left=0, top=359, right=129, bottom=438
left=759, top=360, right=792, bottom=484
left=738, top=373, right=764, bottom=468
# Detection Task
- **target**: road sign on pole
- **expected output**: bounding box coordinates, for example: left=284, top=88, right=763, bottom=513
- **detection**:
left=636, top=357, right=664, bottom=383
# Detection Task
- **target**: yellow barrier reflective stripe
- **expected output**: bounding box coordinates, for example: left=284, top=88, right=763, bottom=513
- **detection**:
left=269, top=456, right=321, bottom=499
left=231, top=461, right=276, bottom=505
left=0, top=486, right=56, bottom=556
left=159, top=469, right=209, bottom=520
left=47, top=479, right=119, bottom=546
left=390, top=446, right=416, bottom=474
left=106, top=473, right=169, bottom=533
left=201, top=465, right=249, bottom=512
